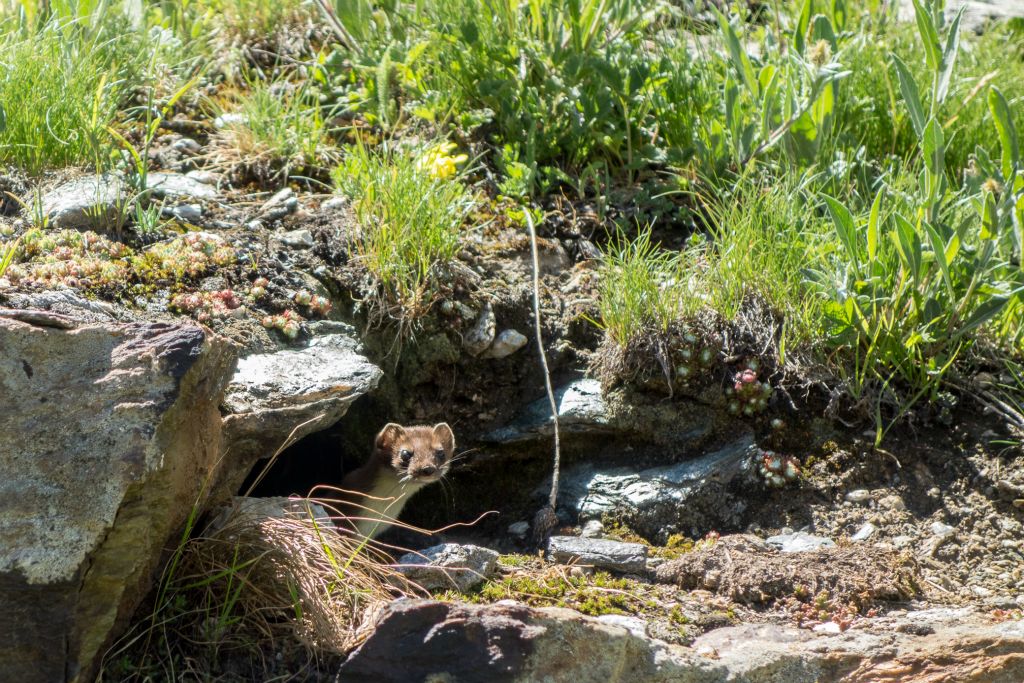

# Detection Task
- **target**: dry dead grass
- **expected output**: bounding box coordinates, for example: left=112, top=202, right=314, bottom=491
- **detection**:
left=101, top=496, right=421, bottom=681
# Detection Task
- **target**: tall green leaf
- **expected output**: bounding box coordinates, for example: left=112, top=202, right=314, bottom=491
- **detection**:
left=823, top=194, right=860, bottom=272
left=922, top=117, right=944, bottom=180
left=911, top=0, right=940, bottom=73
left=936, top=6, right=965, bottom=105
left=714, top=9, right=758, bottom=97
left=892, top=55, right=925, bottom=138
left=867, top=186, right=882, bottom=261
left=988, top=86, right=1019, bottom=178
left=793, top=0, right=812, bottom=55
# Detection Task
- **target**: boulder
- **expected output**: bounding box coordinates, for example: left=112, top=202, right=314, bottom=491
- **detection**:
left=338, top=600, right=710, bottom=683
left=340, top=599, right=1024, bottom=682
left=220, top=324, right=382, bottom=497
left=0, top=309, right=236, bottom=683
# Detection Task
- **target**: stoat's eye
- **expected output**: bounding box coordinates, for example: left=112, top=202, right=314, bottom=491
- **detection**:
left=435, top=449, right=446, bottom=461
left=400, top=449, right=413, bottom=464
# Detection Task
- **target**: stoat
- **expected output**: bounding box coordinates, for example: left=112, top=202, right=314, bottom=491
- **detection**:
left=339, top=422, right=454, bottom=538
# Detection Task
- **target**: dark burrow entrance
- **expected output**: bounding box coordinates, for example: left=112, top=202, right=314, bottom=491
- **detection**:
left=234, top=394, right=553, bottom=547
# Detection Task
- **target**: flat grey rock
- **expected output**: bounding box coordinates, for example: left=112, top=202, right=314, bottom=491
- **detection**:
left=546, top=535, right=648, bottom=574
left=41, top=174, right=127, bottom=230
left=146, top=172, right=219, bottom=200
left=766, top=531, right=836, bottom=552
left=397, top=543, right=499, bottom=593
left=485, top=378, right=611, bottom=442
left=280, top=228, right=314, bottom=248
left=557, top=434, right=755, bottom=538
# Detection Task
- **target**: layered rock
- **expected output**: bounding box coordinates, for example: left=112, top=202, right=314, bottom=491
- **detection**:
left=0, top=310, right=236, bottom=683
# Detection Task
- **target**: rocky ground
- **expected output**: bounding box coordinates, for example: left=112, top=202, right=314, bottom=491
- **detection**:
left=4, top=7, right=1024, bottom=679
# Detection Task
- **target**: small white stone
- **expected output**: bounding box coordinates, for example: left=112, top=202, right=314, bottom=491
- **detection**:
left=482, top=329, right=527, bottom=359
left=172, top=137, right=201, bottom=155
left=931, top=521, right=956, bottom=538
left=322, top=196, right=346, bottom=211
left=581, top=519, right=604, bottom=538
left=845, top=489, right=872, bottom=504
left=280, top=228, right=314, bottom=249
left=813, top=621, right=842, bottom=634
left=851, top=522, right=876, bottom=542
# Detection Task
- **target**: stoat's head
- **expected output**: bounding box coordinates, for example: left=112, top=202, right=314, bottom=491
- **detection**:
left=374, top=422, right=455, bottom=485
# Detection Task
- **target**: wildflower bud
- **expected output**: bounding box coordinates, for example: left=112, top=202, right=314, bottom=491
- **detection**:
left=982, top=178, right=1003, bottom=195
left=700, top=348, right=713, bottom=365
left=676, top=364, right=692, bottom=378
left=771, top=418, right=784, bottom=430
left=809, top=39, right=831, bottom=68
left=282, top=320, right=300, bottom=339
left=253, top=277, right=270, bottom=288
left=262, top=315, right=276, bottom=328
left=294, top=290, right=312, bottom=306
left=250, top=285, right=266, bottom=299
left=680, top=347, right=693, bottom=360
left=728, top=400, right=740, bottom=414
left=197, top=311, right=211, bottom=324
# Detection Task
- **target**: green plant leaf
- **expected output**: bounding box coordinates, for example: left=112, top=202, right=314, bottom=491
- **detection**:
left=924, top=221, right=954, bottom=298
left=911, top=0, right=940, bottom=73
left=980, top=190, right=998, bottom=239
left=936, top=6, right=965, bottom=104
left=892, top=54, right=925, bottom=138
left=988, top=86, right=1019, bottom=178
left=867, top=186, right=882, bottom=261
left=794, top=0, right=812, bottom=54
left=922, top=116, right=944, bottom=179
left=0, top=102, right=5, bottom=134
left=714, top=8, right=758, bottom=97
left=956, top=295, right=1010, bottom=338
left=823, top=194, right=860, bottom=272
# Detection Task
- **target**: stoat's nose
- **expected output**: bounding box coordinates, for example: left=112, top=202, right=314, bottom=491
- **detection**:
left=413, top=465, right=437, bottom=477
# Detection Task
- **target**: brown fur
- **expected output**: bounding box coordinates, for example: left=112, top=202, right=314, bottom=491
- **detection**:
left=339, top=423, right=455, bottom=538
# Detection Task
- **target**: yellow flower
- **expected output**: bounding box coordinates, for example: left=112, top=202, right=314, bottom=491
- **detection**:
left=982, top=178, right=1003, bottom=195
left=417, top=142, right=468, bottom=180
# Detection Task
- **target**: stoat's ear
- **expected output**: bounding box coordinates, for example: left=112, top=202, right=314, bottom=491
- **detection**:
left=375, top=423, right=406, bottom=452
left=432, top=422, right=455, bottom=451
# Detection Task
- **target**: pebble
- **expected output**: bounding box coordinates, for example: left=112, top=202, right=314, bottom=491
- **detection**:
left=482, top=329, right=527, bottom=359
left=214, top=112, right=247, bottom=129
left=972, top=585, right=993, bottom=598
left=280, top=228, right=314, bottom=249
left=766, top=532, right=836, bottom=552
left=850, top=522, right=876, bottom=542
left=845, top=489, right=872, bottom=504
left=931, top=521, right=956, bottom=538
left=463, top=303, right=496, bottom=357
left=507, top=521, right=529, bottom=538
left=162, top=204, right=202, bottom=223
left=581, top=520, right=604, bottom=538
left=878, top=495, right=906, bottom=511
left=322, top=196, right=346, bottom=211
left=546, top=535, right=648, bottom=574
left=186, top=170, right=222, bottom=185
left=813, top=622, right=842, bottom=634
left=171, top=137, right=201, bottom=155
left=396, top=543, right=499, bottom=593
left=260, top=188, right=298, bottom=220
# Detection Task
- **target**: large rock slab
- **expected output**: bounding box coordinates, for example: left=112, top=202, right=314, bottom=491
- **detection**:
left=483, top=379, right=717, bottom=458
left=338, top=600, right=711, bottom=683
left=557, top=434, right=756, bottom=539
left=220, top=325, right=382, bottom=496
left=339, top=599, right=1024, bottom=682
left=0, top=309, right=237, bottom=683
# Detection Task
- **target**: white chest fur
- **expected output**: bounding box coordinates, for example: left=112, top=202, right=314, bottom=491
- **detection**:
left=350, top=470, right=428, bottom=538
